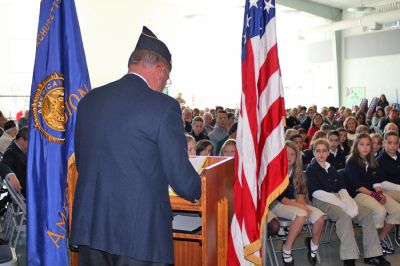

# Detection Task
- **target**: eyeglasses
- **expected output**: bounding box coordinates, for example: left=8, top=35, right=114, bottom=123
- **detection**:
left=163, top=68, right=172, bottom=88
left=165, top=77, right=172, bottom=88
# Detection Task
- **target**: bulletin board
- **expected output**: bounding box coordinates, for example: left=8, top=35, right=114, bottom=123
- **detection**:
left=344, top=87, right=366, bottom=108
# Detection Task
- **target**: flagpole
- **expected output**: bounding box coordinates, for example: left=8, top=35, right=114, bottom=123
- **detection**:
left=262, top=221, right=268, bottom=266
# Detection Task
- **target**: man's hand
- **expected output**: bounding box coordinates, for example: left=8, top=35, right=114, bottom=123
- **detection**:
left=8, top=174, right=21, bottom=193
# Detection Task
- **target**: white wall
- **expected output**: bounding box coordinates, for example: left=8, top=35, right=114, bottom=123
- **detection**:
left=340, top=11, right=400, bottom=106
left=0, top=0, right=245, bottom=117
left=0, top=0, right=341, bottom=118
left=342, top=53, right=400, bottom=104
left=0, top=0, right=37, bottom=118
left=277, top=10, right=339, bottom=109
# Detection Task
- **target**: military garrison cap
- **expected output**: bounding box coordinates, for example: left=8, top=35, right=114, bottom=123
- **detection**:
left=134, top=26, right=172, bottom=69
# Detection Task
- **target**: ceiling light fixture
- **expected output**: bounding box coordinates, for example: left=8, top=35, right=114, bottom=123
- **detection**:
left=347, top=0, right=376, bottom=13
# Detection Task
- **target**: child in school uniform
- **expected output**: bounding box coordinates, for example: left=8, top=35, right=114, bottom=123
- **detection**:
left=345, top=133, right=400, bottom=256
left=338, top=127, right=351, bottom=156
left=327, top=130, right=346, bottom=170
left=376, top=131, right=400, bottom=246
left=371, top=133, right=383, bottom=158
left=307, top=138, right=389, bottom=266
left=186, top=134, right=196, bottom=156
left=270, top=141, right=325, bottom=266
left=303, top=130, right=327, bottom=167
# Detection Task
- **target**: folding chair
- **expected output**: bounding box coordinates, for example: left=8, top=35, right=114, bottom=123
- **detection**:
left=321, top=217, right=361, bottom=257
left=267, top=217, right=322, bottom=266
left=2, top=179, right=26, bottom=249
left=0, top=245, right=17, bottom=266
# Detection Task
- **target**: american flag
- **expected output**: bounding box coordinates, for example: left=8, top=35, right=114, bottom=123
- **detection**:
left=227, top=0, right=288, bottom=265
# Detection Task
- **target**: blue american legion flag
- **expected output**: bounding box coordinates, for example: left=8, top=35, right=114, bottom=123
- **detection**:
left=227, top=0, right=287, bottom=265
left=27, top=0, right=91, bottom=265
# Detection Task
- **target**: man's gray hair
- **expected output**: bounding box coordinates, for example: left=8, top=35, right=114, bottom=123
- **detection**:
left=128, top=49, right=170, bottom=71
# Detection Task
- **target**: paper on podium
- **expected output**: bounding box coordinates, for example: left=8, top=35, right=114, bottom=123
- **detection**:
left=172, top=214, right=202, bottom=233
left=169, top=156, right=207, bottom=196
left=189, top=156, right=208, bottom=174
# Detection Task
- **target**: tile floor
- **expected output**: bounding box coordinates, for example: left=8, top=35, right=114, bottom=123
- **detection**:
left=12, top=227, right=400, bottom=265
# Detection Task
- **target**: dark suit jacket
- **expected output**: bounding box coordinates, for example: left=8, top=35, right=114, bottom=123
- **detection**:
left=70, top=74, right=201, bottom=264
left=0, top=141, right=27, bottom=196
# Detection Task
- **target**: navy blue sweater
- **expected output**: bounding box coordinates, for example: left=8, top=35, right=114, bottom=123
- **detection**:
left=376, top=150, right=400, bottom=184
left=277, top=174, right=297, bottom=201
left=306, top=160, right=345, bottom=201
left=303, top=149, right=314, bottom=166
left=327, top=149, right=346, bottom=170
left=344, top=159, right=378, bottom=198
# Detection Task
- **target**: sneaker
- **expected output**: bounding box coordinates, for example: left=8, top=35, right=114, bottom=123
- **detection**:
left=395, top=225, right=400, bottom=248
left=343, top=259, right=355, bottom=266
left=304, top=237, right=317, bottom=265
left=364, top=255, right=391, bottom=265
left=380, top=240, right=395, bottom=255
left=281, top=242, right=294, bottom=266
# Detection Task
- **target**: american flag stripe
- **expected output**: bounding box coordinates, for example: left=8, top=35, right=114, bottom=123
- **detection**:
left=257, top=44, right=279, bottom=96
left=257, top=18, right=278, bottom=65
left=259, top=148, right=288, bottom=218
left=242, top=47, right=260, bottom=149
left=258, top=72, right=282, bottom=120
left=239, top=98, right=258, bottom=207
left=227, top=0, right=288, bottom=265
left=259, top=120, right=286, bottom=186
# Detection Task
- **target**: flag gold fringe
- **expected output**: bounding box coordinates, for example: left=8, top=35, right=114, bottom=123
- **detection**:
left=244, top=174, right=289, bottom=265
left=67, top=153, right=79, bottom=266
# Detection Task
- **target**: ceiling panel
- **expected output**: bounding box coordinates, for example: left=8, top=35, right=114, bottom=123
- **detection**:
left=308, top=0, right=395, bottom=9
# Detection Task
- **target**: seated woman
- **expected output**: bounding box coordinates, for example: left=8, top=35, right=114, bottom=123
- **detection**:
left=307, top=113, right=324, bottom=142
left=270, top=141, right=325, bottom=266
left=345, top=133, right=400, bottom=256
left=371, top=107, right=385, bottom=133
left=306, top=138, right=389, bottom=266
left=343, top=116, right=358, bottom=146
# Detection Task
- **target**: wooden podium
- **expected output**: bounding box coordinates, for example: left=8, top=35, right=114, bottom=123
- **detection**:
left=170, top=156, right=235, bottom=266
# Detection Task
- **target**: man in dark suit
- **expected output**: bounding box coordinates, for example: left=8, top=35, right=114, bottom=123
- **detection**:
left=0, top=127, right=28, bottom=196
left=71, top=26, right=201, bottom=266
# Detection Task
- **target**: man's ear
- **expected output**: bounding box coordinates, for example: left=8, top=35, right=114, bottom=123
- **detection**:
left=155, top=63, right=164, bottom=78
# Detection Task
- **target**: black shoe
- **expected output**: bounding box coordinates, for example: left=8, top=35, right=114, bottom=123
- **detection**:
left=0, top=207, right=6, bottom=217
left=364, top=256, right=391, bottom=265
left=395, top=225, right=400, bottom=248
left=281, top=242, right=294, bottom=266
left=380, top=240, right=395, bottom=255
left=304, top=237, right=317, bottom=265
left=343, top=259, right=355, bottom=266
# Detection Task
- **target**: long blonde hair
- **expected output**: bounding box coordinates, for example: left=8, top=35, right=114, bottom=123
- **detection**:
left=286, top=140, right=309, bottom=201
